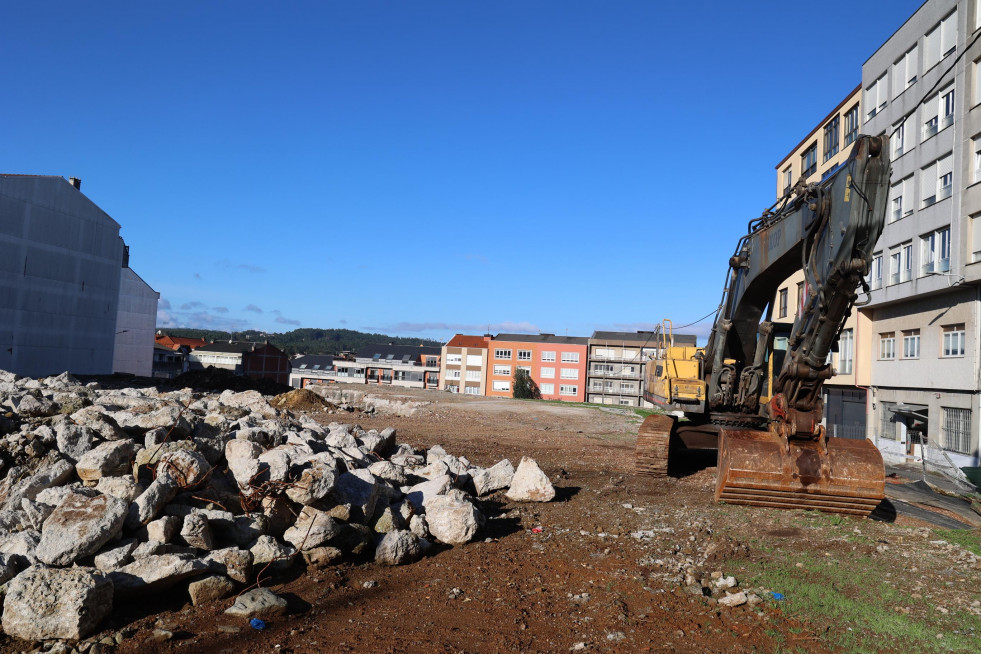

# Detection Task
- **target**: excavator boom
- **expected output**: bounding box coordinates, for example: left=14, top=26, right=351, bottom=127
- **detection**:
left=639, top=134, right=891, bottom=515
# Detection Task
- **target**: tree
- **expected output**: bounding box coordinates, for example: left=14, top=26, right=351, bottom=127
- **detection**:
left=512, top=368, right=541, bottom=399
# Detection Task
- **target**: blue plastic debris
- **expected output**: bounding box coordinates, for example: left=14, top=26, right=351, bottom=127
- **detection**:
left=770, top=592, right=785, bottom=601
left=250, top=618, right=267, bottom=630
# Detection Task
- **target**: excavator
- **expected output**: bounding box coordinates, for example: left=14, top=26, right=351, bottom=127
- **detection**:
left=637, top=134, right=890, bottom=516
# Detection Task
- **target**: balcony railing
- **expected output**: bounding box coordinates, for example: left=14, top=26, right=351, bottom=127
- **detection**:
left=939, top=184, right=952, bottom=201
left=941, top=113, right=954, bottom=130
left=924, top=120, right=938, bottom=139
left=590, top=369, right=641, bottom=379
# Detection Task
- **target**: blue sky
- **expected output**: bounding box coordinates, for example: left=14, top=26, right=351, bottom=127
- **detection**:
left=2, top=1, right=925, bottom=342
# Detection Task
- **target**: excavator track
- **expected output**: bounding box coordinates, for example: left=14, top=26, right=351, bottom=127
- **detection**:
left=716, top=428, right=885, bottom=516
left=635, top=414, right=676, bottom=477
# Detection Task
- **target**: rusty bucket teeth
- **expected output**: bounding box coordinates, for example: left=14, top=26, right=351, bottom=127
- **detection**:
left=635, top=414, right=676, bottom=478
left=716, top=428, right=885, bottom=516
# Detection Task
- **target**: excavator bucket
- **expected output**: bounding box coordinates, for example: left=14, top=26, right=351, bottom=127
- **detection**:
left=716, top=429, right=885, bottom=516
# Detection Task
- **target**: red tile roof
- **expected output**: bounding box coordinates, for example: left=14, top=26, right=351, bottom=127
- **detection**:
left=155, top=334, right=207, bottom=350
left=446, top=334, right=489, bottom=348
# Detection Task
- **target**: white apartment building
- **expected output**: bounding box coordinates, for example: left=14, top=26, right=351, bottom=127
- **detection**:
left=862, top=0, right=981, bottom=466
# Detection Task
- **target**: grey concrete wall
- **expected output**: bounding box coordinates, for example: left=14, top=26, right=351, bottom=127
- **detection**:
left=112, top=267, right=159, bottom=377
left=0, top=175, right=124, bottom=376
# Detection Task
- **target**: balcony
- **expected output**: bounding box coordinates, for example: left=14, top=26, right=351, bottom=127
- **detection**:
left=590, top=369, right=641, bottom=379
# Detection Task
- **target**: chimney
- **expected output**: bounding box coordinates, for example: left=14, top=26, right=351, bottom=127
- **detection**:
left=68, top=177, right=81, bottom=190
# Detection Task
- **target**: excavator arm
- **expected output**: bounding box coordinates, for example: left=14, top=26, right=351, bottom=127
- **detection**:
left=705, top=134, right=890, bottom=430
left=637, top=134, right=891, bottom=515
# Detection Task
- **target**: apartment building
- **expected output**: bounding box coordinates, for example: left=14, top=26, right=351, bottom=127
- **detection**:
left=188, top=340, right=291, bottom=385
left=862, top=0, right=981, bottom=466
left=485, top=334, right=589, bottom=402
left=586, top=331, right=696, bottom=407
left=0, top=175, right=157, bottom=377
left=289, top=355, right=336, bottom=388
left=772, top=85, right=873, bottom=439
left=440, top=334, right=490, bottom=395
left=356, top=344, right=441, bottom=389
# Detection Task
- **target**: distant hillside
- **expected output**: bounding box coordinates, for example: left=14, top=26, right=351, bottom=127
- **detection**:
left=161, top=328, right=443, bottom=356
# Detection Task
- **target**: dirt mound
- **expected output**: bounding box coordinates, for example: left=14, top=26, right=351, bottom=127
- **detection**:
left=170, top=366, right=292, bottom=395
left=268, top=388, right=337, bottom=412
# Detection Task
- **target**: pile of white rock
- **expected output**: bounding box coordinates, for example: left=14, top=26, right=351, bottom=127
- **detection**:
left=0, top=370, right=556, bottom=642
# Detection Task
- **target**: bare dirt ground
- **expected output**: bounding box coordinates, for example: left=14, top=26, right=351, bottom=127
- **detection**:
left=25, top=387, right=981, bottom=654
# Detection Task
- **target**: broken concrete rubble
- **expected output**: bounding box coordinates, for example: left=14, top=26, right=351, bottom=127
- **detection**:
left=0, top=369, right=558, bottom=643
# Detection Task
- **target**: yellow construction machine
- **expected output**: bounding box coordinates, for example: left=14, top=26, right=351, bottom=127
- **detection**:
left=638, top=134, right=890, bottom=516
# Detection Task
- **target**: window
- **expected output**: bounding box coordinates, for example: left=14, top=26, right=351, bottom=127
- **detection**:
left=493, top=364, right=511, bottom=376
left=425, top=357, right=438, bottom=367
left=466, top=354, right=482, bottom=366
left=892, top=120, right=906, bottom=158
left=839, top=328, right=854, bottom=374
left=844, top=105, right=859, bottom=145
left=971, top=213, right=981, bottom=262
left=975, top=57, right=981, bottom=106
left=943, top=324, right=965, bottom=357
left=823, top=116, right=839, bottom=162
left=871, top=253, right=883, bottom=290
left=974, top=135, right=981, bottom=184
left=516, top=365, right=531, bottom=375
left=892, top=44, right=919, bottom=97
left=446, top=369, right=461, bottom=380
left=541, top=351, right=555, bottom=362
left=446, top=353, right=462, bottom=365
left=941, top=88, right=955, bottom=131
left=466, top=370, right=480, bottom=381
left=594, top=347, right=615, bottom=359
left=778, top=288, right=788, bottom=318
left=561, top=352, right=580, bottom=363
left=494, top=349, right=512, bottom=360
left=560, top=368, right=579, bottom=380
left=922, top=227, right=951, bottom=275
left=902, top=242, right=913, bottom=282
left=801, top=143, right=817, bottom=177
left=925, top=11, right=958, bottom=71
left=540, top=367, right=555, bottom=378
left=942, top=9, right=958, bottom=57
left=559, top=385, right=578, bottom=396
left=464, top=386, right=480, bottom=395
left=889, top=248, right=901, bottom=286
left=539, top=383, right=554, bottom=395
left=942, top=407, right=971, bottom=454
left=517, top=349, right=532, bottom=361
left=880, top=402, right=897, bottom=440
left=902, top=329, right=920, bottom=359
left=879, top=332, right=896, bottom=360
left=890, top=176, right=913, bottom=222
left=492, top=380, right=511, bottom=392
left=622, top=348, right=638, bottom=361
left=444, top=383, right=458, bottom=393
left=865, top=73, right=888, bottom=120
left=921, top=155, right=952, bottom=206
left=782, top=166, right=792, bottom=196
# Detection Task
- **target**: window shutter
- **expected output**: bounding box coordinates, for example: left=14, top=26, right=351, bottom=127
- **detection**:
left=925, top=26, right=940, bottom=68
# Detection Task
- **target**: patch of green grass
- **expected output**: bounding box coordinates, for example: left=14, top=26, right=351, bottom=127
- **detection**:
left=735, top=551, right=981, bottom=653
left=933, top=528, right=981, bottom=556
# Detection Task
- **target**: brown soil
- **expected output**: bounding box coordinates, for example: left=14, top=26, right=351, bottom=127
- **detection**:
left=268, top=388, right=337, bottom=413
left=12, top=387, right=976, bottom=654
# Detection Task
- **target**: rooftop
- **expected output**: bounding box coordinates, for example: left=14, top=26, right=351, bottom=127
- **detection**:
left=446, top=334, right=489, bottom=349
left=355, top=343, right=442, bottom=361
left=493, top=333, right=589, bottom=345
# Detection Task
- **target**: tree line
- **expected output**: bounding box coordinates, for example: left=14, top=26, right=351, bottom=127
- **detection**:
left=161, top=327, right=443, bottom=356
